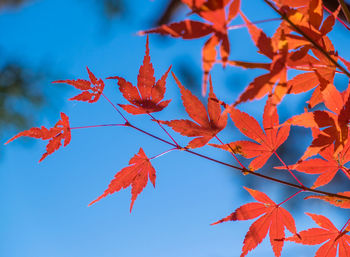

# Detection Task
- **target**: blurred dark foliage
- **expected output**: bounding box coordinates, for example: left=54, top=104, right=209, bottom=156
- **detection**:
left=0, top=0, right=29, bottom=9
left=0, top=0, right=124, bottom=137
left=94, top=0, right=124, bottom=20
left=0, top=62, right=44, bottom=132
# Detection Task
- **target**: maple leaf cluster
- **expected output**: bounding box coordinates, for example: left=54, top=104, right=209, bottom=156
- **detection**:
left=5, top=0, right=350, bottom=256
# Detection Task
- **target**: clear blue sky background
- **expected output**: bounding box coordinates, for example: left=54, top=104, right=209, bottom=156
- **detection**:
left=1, top=1, right=350, bottom=257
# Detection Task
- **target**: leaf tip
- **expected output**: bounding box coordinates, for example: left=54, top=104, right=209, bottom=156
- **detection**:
left=106, top=76, right=119, bottom=80
left=210, top=221, right=219, bottom=226
left=4, top=138, right=12, bottom=145
left=130, top=200, right=135, bottom=213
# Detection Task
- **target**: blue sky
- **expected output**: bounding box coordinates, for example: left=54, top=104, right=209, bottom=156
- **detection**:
left=1, top=1, right=350, bottom=257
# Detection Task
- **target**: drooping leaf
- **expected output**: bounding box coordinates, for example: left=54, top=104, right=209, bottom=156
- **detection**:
left=231, top=13, right=291, bottom=106
left=305, top=192, right=350, bottom=209
left=139, top=20, right=214, bottom=39
left=212, top=187, right=296, bottom=257
left=159, top=72, right=227, bottom=148
left=5, top=112, right=71, bottom=162
left=89, top=147, right=156, bottom=212
left=287, top=213, right=350, bottom=257
left=53, top=67, right=105, bottom=103
left=212, top=98, right=290, bottom=171
left=108, top=36, right=171, bottom=115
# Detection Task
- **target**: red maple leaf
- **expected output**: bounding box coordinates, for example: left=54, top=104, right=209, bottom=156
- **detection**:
left=211, top=187, right=296, bottom=257
left=5, top=112, right=71, bottom=162
left=108, top=36, right=171, bottom=115
left=276, top=140, right=350, bottom=188
left=140, top=0, right=240, bottom=94
left=53, top=67, right=105, bottom=103
left=158, top=72, right=227, bottom=148
left=89, top=148, right=156, bottom=212
left=211, top=98, right=290, bottom=171
left=287, top=213, right=350, bottom=257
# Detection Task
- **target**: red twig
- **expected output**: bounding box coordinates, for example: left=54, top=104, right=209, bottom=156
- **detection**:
left=123, top=121, right=350, bottom=201
left=277, top=190, right=304, bottom=206
left=148, top=113, right=180, bottom=148
left=101, top=92, right=128, bottom=123
left=273, top=151, right=304, bottom=187
left=340, top=166, right=350, bottom=180
left=340, top=218, right=350, bottom=232
left=149, top=148, right=177, bottom=160
left=227, top=17, right=281, bottom=30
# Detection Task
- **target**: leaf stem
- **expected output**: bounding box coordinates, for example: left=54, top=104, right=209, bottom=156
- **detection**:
left=70, top=124, right=125, bottom=130
left=149, top=148, right=177, bottom=160
left=148, top=113, right=180, bottom=147
left=126, top=122, right=178, bottom=148
left=273, top=150, right=304, bottom=187
left=340, top=218, right=350, bottom=232
left=101, top=92, right=129, bottom=123
left=227, top=17, right=281, bottom=30
left=277, top=189, right=303, bottom=206
left=215, top=135, right=246, bottom=169
left=263, top=0, right=350, bottom=78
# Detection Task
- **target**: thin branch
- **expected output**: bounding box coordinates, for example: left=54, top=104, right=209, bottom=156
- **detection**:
left=123, top=121, right=350, bottom=201
left=277, top=189, right=304, bottom=206
left=227, top=17, right=281, bottom=30
left=263, top=0, right=350, bottom=78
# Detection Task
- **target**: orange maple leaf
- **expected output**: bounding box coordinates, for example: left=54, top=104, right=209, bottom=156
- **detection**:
left=211, top=98, right=290, bottom=171
left=287, top=213, right=350, bottom=257
left=158, top=72, right=227, bottom=148
left=89, top=148, right=156, bottom=212
left=231, top=1, right=339, bottom=106
left=53, top=67, right=105, bottom=103
left=212, top=187, right=296, bottom=257
left=140, top=0, right=240, bottom=94
left=230, top=11, right=290, bottom=107
left=108, top=36, right=171, bottom=115
left=5, top=112, right=71, bottom=162
left=284, top=84, right=350, bottom=159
